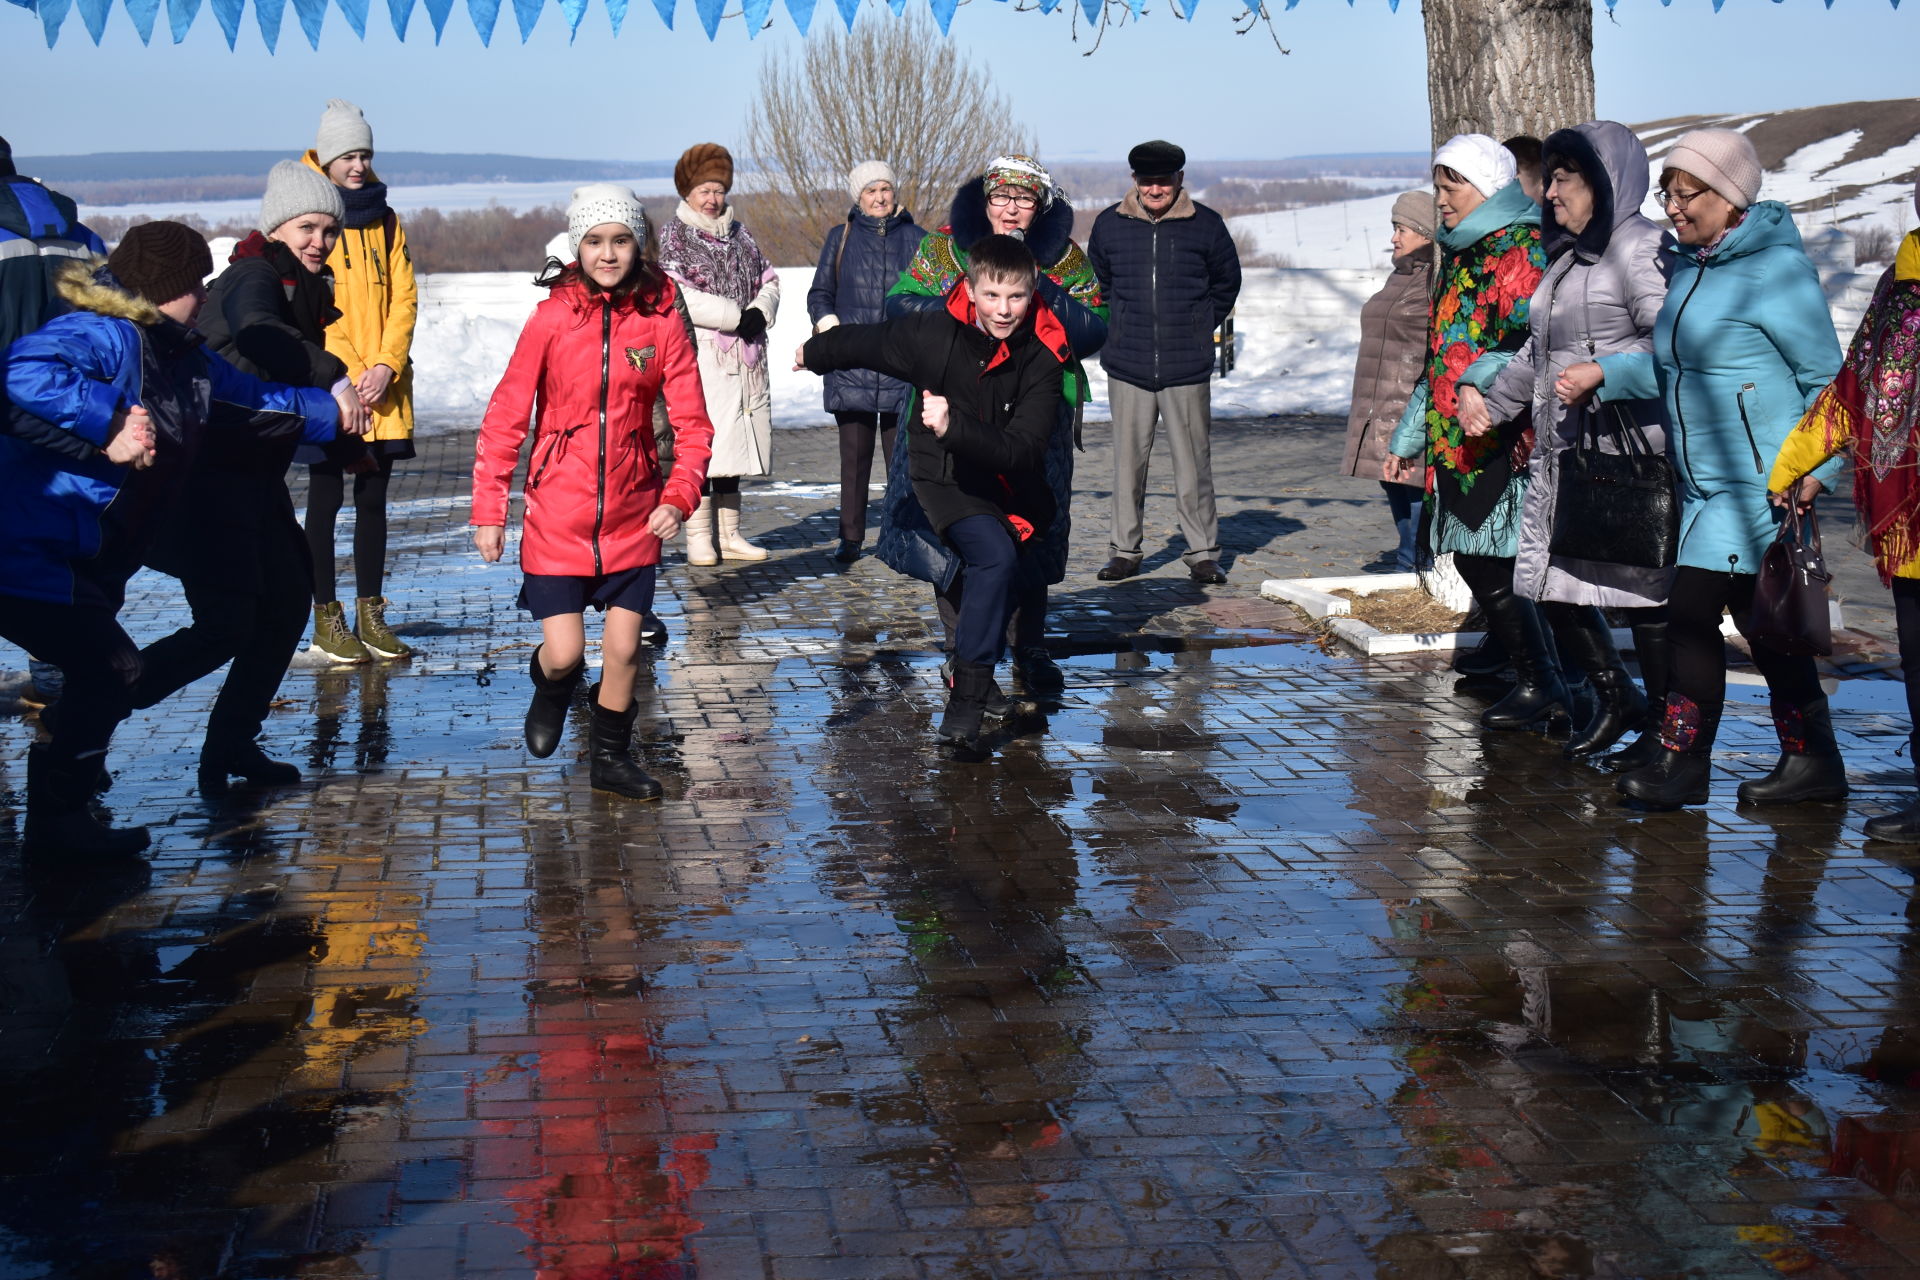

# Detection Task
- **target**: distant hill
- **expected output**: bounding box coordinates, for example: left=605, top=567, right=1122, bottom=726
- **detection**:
left=14, top=151, right=673, bottom=205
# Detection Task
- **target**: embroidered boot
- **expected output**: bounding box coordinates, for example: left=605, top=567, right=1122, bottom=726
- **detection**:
left=1618, top=693, right=1717, bottom=811
left=1738, top=697, right=1849, bottom=805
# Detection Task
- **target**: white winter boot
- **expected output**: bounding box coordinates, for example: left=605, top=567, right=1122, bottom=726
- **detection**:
left=714, top=492, right=768, bottom=561
left=684, top=496, right=719, bottom=566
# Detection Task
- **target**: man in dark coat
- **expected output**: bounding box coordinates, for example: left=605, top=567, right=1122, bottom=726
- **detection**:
left=1086, top=139, right=1241, bottom=584
left=800, top=235, right=1069, bottom=751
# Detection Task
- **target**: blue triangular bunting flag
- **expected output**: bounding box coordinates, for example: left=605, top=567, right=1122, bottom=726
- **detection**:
left=557, top=0, right=587, bottom=36
left=512, top=0, right=542, bottom=38
left=742, top=0, right=770, bottom=33
left=831, top=0, right=857, bottom=26
left=1078, top=0, right=1099, bottom=23
left=337, top=0, right=371, bottom=37
left=467, top=0, right=502, bottom=42
left=785, top=0, right=816, bottom=32
left=208, top=0, right=243, bottom=44
left=167, top=0, right=202, bottom=41
left=930, top=0, right=957, bottom=31
left=424, top=0, right=454, bottom=38
left=125, top=0, right=162, bottom=40
left=292, top=0, right=328, bottom=47
left=692, top=0, right=723, bottom=36
left=35, top=0, right=70, bottom=44
left=254, top=0, right=287, bottom=51
left=385, top=0, right=414, bottom=37
left=646, top=0, right=671, bottom=28
left=75, top=0, right=112, bottom=41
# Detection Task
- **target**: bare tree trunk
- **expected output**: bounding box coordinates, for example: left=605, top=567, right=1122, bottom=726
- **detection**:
left=1422, top=0, right=1594, bottom=148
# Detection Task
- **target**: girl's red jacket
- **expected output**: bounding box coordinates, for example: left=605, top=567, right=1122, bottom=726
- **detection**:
left=471, top=276, right=714, bottom=577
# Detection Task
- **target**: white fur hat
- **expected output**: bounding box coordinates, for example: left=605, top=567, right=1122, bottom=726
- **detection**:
left=848, top=160, right=896, bottom=203
left=316, top=99, right=374, bottom=169
left=567, top=183, right=648, bottom=258
left=1433, top=134, right=1517, bottom=199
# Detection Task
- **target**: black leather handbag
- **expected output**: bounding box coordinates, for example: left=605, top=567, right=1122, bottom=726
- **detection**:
left=1549, top=403, right=1679, bottom=570
left=1750, top=505, right=1834, bottom=657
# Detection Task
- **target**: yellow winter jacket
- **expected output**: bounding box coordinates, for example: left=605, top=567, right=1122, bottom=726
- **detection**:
left=1768, top=230, right=1920, bottom=579
left=301, top=150, right=417, bottom=441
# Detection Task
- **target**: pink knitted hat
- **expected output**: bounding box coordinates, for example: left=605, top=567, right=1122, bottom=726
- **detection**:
left=1664, top=129, right=1763, bottom=211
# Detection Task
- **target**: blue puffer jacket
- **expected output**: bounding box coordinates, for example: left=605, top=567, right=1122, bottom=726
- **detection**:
left=1085, top=190, right=1241, bottom=391
left=1, top=173, right=107, bottom=466
left=1, top=268, right=338, bottom=606
left=807, top=207, right=924, bottom=415
left=1597, top=201, right=1842, bottom=574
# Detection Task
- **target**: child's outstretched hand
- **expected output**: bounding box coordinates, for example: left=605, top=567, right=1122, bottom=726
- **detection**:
left=648, top=504, right=684, bottom=539
left=474, top=525, right=504, bottom=563
left=921, top=392, right=950, bottom=439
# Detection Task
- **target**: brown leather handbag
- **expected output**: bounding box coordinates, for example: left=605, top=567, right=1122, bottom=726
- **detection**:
left=1750, top=505, right=1833, bottom=657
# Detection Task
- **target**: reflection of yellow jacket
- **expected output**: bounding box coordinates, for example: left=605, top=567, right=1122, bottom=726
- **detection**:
left=301, top=150, right=417, bottom=441
left=1769, top=231, right=1920, bottom=579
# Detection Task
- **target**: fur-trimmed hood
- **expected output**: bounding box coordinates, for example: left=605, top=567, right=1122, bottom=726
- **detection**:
left=947, top=175, right=1075, bottom=267
left=55, top=258, right=162, bottom=326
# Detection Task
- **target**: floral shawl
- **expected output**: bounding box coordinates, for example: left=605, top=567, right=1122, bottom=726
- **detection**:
left=657, top=202, right=776, bottom=362
left=1425, top=181, right=1545, bottom=529
left=1797, top=231, right=1920, bottom=584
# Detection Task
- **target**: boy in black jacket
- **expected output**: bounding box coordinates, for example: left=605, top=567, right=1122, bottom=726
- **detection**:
left=796, top=235, right=1068, bottom=750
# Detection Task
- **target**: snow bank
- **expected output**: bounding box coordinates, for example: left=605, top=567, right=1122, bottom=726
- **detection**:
left=409, top=264, right=1390, bottom=431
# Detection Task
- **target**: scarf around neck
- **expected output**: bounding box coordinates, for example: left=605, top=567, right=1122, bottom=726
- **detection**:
left=1436, top=180, right=1541, bottom=253
left=340, top=180, right=391, bottom=230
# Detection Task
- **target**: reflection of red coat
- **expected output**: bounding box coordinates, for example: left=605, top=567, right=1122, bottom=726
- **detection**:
left=472, top=277, right=714, bottom=577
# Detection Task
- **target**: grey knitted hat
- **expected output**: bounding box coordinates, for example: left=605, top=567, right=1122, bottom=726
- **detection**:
left=315, top=99, right=374, bottom=169
left=259, top=159, right=345, bottom=234
left=1664, top=129, right=1763, bottom=211
left=1390, top=190, right=1437, bottom=241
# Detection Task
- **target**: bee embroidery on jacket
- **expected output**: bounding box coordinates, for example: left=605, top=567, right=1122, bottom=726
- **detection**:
left=624, top=345, right=656, bottom=373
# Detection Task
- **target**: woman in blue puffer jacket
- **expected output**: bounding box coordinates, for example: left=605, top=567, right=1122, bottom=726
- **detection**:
left=1, top=222, right=346, bottom=856
left=808, top=161, right=924, bottom=563
left=1586, top=130, right=1844, bottom=810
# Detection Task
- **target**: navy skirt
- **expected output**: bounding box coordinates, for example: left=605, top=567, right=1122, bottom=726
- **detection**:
left=517, top=566, right=657, bottom=620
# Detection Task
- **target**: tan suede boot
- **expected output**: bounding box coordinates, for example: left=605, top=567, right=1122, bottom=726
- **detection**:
left=684, top=496, right=719, bottom=566
left=714, top=492, right=767, bottom=561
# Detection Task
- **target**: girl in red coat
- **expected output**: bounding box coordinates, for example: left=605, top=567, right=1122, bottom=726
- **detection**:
left=471, top=186, right=714, bottom=799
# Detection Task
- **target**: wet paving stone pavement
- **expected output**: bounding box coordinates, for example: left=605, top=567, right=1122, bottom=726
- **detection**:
left=6, top=420, right=1920, bottom=1279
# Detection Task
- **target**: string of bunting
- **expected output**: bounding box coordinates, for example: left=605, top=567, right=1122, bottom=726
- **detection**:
left=3, top=0, right=1894, bottom=51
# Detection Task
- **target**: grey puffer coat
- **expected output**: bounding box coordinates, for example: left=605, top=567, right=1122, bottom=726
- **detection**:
left=1474, top=120, right=1675, bottom=609
left=1341, top=244, right=1432, bottom=479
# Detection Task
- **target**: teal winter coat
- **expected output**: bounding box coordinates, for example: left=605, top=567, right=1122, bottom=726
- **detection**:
left=1596, top=202, right=1842, bottom=574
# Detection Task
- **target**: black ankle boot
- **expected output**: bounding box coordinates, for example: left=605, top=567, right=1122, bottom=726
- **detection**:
left=1477, top=589, right=1570, bottom=730
left=524, top=645, right=584, bottom=759
left=939, top=661, right=995, bottom=749
left=941, top=655, right=1011, bottom=717
left=197, top=739, right=302, bottom=795
left=1453, top=628, right=1511, bottom=677
left=1566, top=668, right=1647, bottom=759
left=25, top=744, right=150, bottom=857
left=1867, top=795, right=1920, bottom=843
left=1011, top=646, right=1065, bottom=700
left=587, top=690, right=661, bottom=801
left=1618, top=749, right=1713, bottom=810
left=1738, top=699, right=1848, bottom=804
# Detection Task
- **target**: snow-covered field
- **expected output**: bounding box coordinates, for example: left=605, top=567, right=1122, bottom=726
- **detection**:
left=80, top=177, right=683, bottom=226
left=410, top=265, right=1384, bottom=430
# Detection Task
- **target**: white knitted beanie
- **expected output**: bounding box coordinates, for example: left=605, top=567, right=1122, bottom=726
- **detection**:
left=567, top=183, right=648, bottom=258
left=259, top=159, right=345, bottom=234
left=1432, top=134, right=1517, bottom=199
left=848, top=161, right=896, bottom=202
left=315, top=99, right=374, bottom=169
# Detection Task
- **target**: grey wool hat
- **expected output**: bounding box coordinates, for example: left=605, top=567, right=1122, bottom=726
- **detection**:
left=259, top=159, right=345, bottom=234
left=315, top=99, right=374, bottom=169
left=1389, top=190, right=1437, bottom=240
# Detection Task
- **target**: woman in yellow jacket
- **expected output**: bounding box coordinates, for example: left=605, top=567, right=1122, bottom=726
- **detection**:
left=299, top=99, right=418, bottom=663
left=1769, top=207, right=1920, bottom=841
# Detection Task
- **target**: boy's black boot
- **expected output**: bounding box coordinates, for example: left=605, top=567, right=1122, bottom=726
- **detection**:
left=524, top=645, right=583, bottom=759
left=25, top=743, right=150, bottom=858
left=587, top=690, right=662, bottom=801
left=938, top=662, right=994, bottom=750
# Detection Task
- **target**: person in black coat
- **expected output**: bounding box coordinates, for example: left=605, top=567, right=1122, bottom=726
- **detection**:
left=1085, top=139, right=1241, bottom=585
left=807, top=161, right=925, bottom=563
left=798, top=235, right=1068, bottom=751
left=132, top=161, right=371, bottom=796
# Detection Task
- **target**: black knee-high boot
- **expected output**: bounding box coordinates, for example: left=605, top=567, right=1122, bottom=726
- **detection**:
left=1549, top=605, right=1645, bottom=759
left=1599, top=618, right=1669, bottom=773
left=1477, top=588, right=1571, bottom=730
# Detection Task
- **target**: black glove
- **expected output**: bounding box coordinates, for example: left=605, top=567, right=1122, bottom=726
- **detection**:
left=734, top=307, right=768, bottom=344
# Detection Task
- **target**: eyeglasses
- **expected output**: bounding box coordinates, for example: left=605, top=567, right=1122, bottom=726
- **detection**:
left=1659, top=188, right=1711, bottom=212
left=987, top=191, right=1039, bottom=210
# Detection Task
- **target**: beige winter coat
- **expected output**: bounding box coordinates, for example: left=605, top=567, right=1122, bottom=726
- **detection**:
left=666, top=202, right=781, bottom=479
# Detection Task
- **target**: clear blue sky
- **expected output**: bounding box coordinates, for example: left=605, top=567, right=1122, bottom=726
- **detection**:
left=2, top=0, right=1914, bottom=163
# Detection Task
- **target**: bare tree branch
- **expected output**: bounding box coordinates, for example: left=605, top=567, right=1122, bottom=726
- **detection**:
left=741, top=9, right=1033, bottom=265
